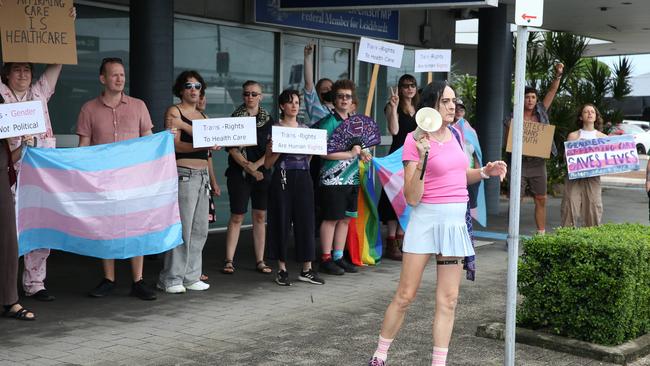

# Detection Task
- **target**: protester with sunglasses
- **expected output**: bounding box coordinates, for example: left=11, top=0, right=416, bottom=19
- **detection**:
left=223, top=81, right=274, bottom=275
left=76, top=57, right=157, bottom=300
left=157, top=71, right=219, bottom=293
left=378, top=74, right=419, bottom=261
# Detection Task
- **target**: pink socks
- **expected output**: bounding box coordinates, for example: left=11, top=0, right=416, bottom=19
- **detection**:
left=431, top=346, right=448, bottom=365
left=372, top=335, right=393, bottom=361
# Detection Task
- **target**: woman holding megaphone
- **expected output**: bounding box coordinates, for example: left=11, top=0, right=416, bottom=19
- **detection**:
left=368, top=81, right=507, bottom=366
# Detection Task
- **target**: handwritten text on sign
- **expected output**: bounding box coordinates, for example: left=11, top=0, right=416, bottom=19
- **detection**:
left=0, top=0, right=77, bottom=64
left=357, top=37, right=404, bottom=68
left=0, top=101, right=47, bottom=139
left=271, top=126, right=327, bottom=155
left=192, top=117, right=257, bottom=148
left=414, top=49, right=451, bottom=72
left=564, top=135, right=640, bottom=180
left=506, top=120, right=556, bottom=159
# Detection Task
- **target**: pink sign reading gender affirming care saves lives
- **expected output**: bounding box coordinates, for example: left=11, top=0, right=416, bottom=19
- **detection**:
left=564, top=135, right=640, bottom=180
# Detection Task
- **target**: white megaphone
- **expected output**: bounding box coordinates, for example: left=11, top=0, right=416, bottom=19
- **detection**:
left=413, top=107, right=442, bottom=180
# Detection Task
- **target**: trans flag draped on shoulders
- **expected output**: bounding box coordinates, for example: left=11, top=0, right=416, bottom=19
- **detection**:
left=16, top=132, right=183, bottom=259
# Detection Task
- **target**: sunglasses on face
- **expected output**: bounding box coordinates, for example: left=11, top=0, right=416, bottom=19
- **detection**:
left=243, top=91, right=260, bottom=97
left=400, top=83, right=417, bottom=89
left=336, top=93, right=353, bottom=100
left=184, top=82, right=202, bottom=90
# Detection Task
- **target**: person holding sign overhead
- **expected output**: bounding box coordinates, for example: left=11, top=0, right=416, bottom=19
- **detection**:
left=0, top=4, right=76, bottom=303
left=560, top=104, right=607, bottom=227
left=263, top=89, right=325, bottom=286
left=223, top=81, right=274, bottom=275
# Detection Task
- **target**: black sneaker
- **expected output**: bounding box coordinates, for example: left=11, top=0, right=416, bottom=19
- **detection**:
left=89, top=278, right=115, bottom=298
left=32, top=289, right=55, bottom=302
left=334, top=258, right=358, bottom=273
left=319, top=260, right=344, bottom=275
left=130, top=280, right=157, bottom=301
left=275, top=270, right=292, bottom=286
left=298, top=269, right=325, bottom=285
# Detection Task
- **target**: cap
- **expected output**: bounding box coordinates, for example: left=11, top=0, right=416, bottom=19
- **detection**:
left=455, top=98, right=465, bottom=109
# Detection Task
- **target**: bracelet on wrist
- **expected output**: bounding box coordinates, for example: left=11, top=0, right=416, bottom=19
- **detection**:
left=480, top=167, right=490, bottom=179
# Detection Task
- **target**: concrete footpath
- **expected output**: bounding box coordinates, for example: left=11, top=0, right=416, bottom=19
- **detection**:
left=1, top=186, right=649, bottom=366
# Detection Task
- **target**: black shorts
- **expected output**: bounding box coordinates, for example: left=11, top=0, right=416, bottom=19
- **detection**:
left=319, top=185, right=359, bottom=221
left=226, top=172, right=269, bottom=214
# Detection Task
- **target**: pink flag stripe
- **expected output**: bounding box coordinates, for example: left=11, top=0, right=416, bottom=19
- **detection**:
left=18, top=202, right=181, bottom=241
left=19, top=154, right=178, bottom=193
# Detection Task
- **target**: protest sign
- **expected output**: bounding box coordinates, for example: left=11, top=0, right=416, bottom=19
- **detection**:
left=271, top=126, right=327, bottom=155
left=0, top=0, right=77, bottom=64
left=414, top=49, right=452, bottom=72
left=0, top=101, right=47, bottom=139
left=357, top=37, right=404, bottom=68
left=192, top=117, right=257, bottom=148
left=564, top=135, right=640, bottom=180
left=506, top=120, right=555, bottom=158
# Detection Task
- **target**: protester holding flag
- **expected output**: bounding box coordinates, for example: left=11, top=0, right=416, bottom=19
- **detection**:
left=368, top=81, right=506, bottom=366
left=378, top=74, right=418, bottom=261
left=264, top=89, right=325, bottom=286
left=560, top=104, right=607, bottom=227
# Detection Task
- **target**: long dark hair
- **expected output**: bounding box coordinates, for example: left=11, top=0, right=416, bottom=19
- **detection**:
left=418, top=80, right=451, bottom=111
left=397, top=74, right=419, bottom=114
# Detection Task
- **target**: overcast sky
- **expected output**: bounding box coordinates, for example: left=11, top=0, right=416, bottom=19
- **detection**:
left=597, top=54, right=650, bottom=77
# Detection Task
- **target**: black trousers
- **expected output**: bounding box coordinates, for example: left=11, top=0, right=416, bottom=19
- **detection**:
left=266, top=169, right=316, bottom=263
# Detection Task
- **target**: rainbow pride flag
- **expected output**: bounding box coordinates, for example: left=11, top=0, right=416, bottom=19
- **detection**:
left=347, top=160, right=382, bottom=265
left=16, top=132, right=183, bottom=259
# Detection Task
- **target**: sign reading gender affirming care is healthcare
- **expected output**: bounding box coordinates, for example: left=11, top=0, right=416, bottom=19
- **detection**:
left=271, top=126, right=327, bottom=155
left=357, top=37, right=404, bottom=68
left=0, top=101, right=46, bottom=139
left=192, top=117, right=257, bottom=148
left=564, top=135, right=640, bottom=180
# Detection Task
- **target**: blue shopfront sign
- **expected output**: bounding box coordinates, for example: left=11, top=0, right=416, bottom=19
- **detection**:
left=254, top=0, right=399, bottom=41
left=279, top=0, right=497, bottom=10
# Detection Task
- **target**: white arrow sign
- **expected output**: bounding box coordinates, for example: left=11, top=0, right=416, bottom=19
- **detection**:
left=515, top=0, right=543, bottom=27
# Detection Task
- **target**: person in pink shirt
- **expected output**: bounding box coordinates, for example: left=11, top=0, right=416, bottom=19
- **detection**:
left=367, top=81, right=507, bottom=366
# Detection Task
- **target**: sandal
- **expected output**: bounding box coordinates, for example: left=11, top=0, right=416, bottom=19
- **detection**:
left=3, top=304, right=36, bottom=321
left=256, top=261, right=272, bottom=274
left=222, top=260, right=235, bottom=274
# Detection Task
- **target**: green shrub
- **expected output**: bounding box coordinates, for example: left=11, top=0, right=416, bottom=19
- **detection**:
left=518, top=224, right=650, bottom=345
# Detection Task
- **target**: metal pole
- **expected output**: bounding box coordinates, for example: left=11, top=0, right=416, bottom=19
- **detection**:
left=505, top=25, right=528, bottom=366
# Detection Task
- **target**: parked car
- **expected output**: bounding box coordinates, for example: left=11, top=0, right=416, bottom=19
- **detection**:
left=609, top=123, right=650, bottom=154
left=622, top=119, right=650, bottom=132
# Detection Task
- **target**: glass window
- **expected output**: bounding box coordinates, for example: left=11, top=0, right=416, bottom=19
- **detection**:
left=319, top=41, right=351, bottom=82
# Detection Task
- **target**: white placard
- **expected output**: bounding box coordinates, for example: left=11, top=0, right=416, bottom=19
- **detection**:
left=515, top=0, right=543, bottom=27
left=271, top=126, right=327, bottom=155
left=192, top=117, right=257, bottom=148
left=0, top=101, right=46, bottom=139
left=357, top=37, right=404, bottom=68
left=414, top=49, right=452, bottom=72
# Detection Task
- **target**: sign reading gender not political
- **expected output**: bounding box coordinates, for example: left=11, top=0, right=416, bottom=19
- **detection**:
left=271, top=126, right=327, bottom=155
left=414, top=49, right=452, bottom=72
left=506, top=120, right=556, bottom=159
left=357, top=37, right=404, bottom=68
left=564, top=135, right=640, bottom=180
left=0, top=101, right=47, bottom=139
left=0, top=0, right=77, bottom=64
left=192, top=117, right=257, bottom=148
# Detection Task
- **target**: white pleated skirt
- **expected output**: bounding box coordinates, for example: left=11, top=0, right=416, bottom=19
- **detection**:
left=402, top=202, right=475, bottom=257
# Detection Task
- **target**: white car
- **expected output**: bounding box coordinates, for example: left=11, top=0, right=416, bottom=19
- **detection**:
left=609, top=123, right=650, bottom=155
left=622, top=120, right=650, bottom=132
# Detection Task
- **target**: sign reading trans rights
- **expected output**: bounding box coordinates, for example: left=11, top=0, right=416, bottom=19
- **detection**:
left=279, top=0, right=498, bottom=10
left=564, top=135, right=640, bottom=180
left=0, top=101, right=46, bottom=139
left=271, top=126, right=327, bottom=155
left=192, top=117, right=257, bottom=148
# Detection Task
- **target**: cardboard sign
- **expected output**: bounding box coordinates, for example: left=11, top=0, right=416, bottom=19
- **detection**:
left=506, top=120, right=555, bottom=158
left=357, top=37, right=404, bottom=68
left=0, top=101, right=47, bottom=139
left=414, top=49, right=452, bottom=72
left=192, top=117, right=257, bottom=148
left=564, top=135, right=640, bottom=180
left=271, top=126, right=327, bottom=155
left=0, top=1, right=77, bottom=64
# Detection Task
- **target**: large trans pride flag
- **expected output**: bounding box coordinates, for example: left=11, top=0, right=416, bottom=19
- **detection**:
left=372, top=147, right=412, bottom=230
left=16, top=132, right=183, bottom=259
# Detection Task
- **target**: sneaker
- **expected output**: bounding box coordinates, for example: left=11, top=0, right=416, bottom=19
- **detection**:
left=158, top=284, right=186, bottom=294
left=275, top=270, right=292, bottom=286
left=31, top=289, right=56, bottom=302
left=298, top=269, right=325, bottom=285
left=185, top=281, right=210, bottom=291
left=319, top=260, right=344, bottom=275
left=334, top=258, right=358, bottom=273
left=130, top=280, right=157, bottom=301
left=368, top=357, right=386, bottom=366
left=89, top=278, right=115, bottom=298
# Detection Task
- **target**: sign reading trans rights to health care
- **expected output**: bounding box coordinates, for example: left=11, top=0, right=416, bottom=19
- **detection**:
left=564, top=135, right=640, bottom=180
left=192, top=117, right=257, bottom=148
left=271, top=126, right=327, bottom=155
left=0, top=101, right=47, bottom=139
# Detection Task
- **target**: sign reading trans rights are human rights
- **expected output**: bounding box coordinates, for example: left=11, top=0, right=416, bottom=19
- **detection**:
left=0, top=101, right=47, bottom=139
left=564, top=135, right=640, bottom=180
